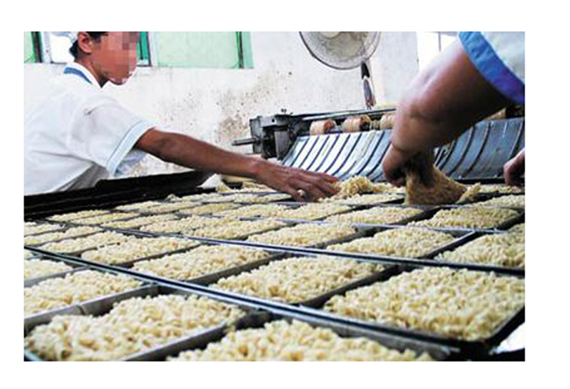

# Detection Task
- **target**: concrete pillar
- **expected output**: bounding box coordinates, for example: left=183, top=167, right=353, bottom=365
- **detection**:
left=369, top=32, right=419, bottom=105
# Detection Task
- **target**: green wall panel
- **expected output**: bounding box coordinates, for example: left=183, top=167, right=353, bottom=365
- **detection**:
left=138, top=31, right=150, bottom=61
left=155, top=32, right=242, bottom=69
left=24, top=32, right=36, bottom=63
left=240, top=32, right=254, bottom=69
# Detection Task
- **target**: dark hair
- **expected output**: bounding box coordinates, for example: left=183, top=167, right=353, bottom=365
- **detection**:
left=69, top=32, right=107, bottom=58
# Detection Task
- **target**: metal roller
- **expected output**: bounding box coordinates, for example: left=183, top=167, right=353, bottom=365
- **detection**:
left=343, top=115, right=371, bottom=133
left=309, top=119, right=336, bottom=136
left=379, top=113, right=395, bottom=129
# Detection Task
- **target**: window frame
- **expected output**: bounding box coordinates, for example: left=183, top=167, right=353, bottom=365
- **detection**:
left=37, top=32, right=151, bottom=65
left=28, top=32, right=251, bottom=69
left=137, top=32, right=151, bottom=66
left=24, top=32, right=42, bottom=63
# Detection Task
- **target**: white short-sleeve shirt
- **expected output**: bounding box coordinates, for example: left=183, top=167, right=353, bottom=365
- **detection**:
left=24, top=63, right=153, bottom=195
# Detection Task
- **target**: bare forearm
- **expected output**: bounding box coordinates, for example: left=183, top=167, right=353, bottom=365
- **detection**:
left=135, top=128, right=339, bottom=200
left=137, top=130, right=265, bottom=179
left=391, top=40, right=511, bottom=156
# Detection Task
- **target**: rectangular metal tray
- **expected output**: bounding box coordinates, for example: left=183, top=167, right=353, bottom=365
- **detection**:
left=398, top=205, right=524, bottom=232
left=197, top=201, right=362, bottom=222
left=24, top=227, right=106, bottom=247
left=24, top=283, right=257, bottom=361
left=158, top=310, right=458, bottom=361
left=295, top=264, right=525, bottom=356
left=425, top=230, right=525, bottom=271
left=200, top=260, right=399, bottom=310
left=33, top=228, right=203, bottom=263
left=199, top=193, right=294, bottom=204
left=461, top=193, right=525, bottom=212
left=24, top=255, right=87, bottom=287
left=24, top=223, right=70, bottom=237
left=225, top=221, right=371, bottom=252
left=311, top=223, right=475, bottom=258
left=300, top=204, right=436, bottom=229
left=114, top=244, right=291, bottom=285
left=303, top=223, right=522, bottom=270
left=24, top=263, right=151, bottom=322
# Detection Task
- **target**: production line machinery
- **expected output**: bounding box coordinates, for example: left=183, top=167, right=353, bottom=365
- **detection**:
left=234, top=108, right=524, bottom=183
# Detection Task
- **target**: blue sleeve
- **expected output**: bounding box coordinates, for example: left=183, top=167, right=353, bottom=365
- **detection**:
left=459, top=32, right=525, bottom=104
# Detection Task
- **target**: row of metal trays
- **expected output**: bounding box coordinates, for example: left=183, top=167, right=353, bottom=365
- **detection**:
left=25, top=203, right=525, bottom=275
left=24, top=189, right=525, bottom=361
left=24, top=242, right=524, bottom=361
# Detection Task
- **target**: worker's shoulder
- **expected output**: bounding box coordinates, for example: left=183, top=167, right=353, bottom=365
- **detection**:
left=53, top=76, right=121, bottom=112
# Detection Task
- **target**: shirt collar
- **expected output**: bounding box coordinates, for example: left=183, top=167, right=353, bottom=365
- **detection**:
left=63, top=62, right=101, bottom=89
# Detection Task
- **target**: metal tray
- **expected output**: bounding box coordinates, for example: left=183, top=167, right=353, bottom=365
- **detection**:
left=197, top=253, right=399, bottom=308
left=33, top=228, right=203, bottom=263
left=111, top=214, right=247, bottom=238
left=63, top=211, right=143, bottom=226
left=229, top=221, right=371, bottom=252
left=463, top=193, right=525, bottom=212
left=160, top=310, right=458, bottom=361
left=24, top=223, right=69, bottom=237
left=114, top=244, right=291, bottom=285
left=426, top=230, right=525, bottom=272
left=205, top=201, right=362, bottom=223
left=310, top=204, right=436, bottom=229
left=23, top=227, right=105, bottom=247
left=200, top=192, right=294, bottom=204
left=24, top=283, right=256, bottom=361
left=399, top=205, right=524, bottom=232
left=336, top=195, right=405, bottom=207
left=296, top=265, right=525, bottom=356
left=314, top=224, right=475, bottom=259
left=24, top=264, right=151, bottom=322
left=24, top=255, right=87, bottom=287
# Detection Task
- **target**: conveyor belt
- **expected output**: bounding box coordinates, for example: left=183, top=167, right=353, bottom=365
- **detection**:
left=282, top=118, right=525, bottom=182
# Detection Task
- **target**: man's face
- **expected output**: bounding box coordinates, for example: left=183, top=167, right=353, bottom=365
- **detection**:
left=90, top=32, right=139, bottom=85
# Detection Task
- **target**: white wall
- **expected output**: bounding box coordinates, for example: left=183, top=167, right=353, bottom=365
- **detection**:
left=371, top=32, right=420, bottom=104
left=24, top=32, right=419, bottom=181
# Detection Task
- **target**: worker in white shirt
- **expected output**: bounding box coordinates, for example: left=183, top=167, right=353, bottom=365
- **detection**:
left=24, top=31, right=338, bottom=200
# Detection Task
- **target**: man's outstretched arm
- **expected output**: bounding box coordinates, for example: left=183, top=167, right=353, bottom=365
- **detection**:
left=383, top=40, right=511, bottom=186
left=135, top=129, right=339, bottom=201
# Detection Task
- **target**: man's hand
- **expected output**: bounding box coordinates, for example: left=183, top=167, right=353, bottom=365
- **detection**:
left=504, top=149, right=525, bottom=187
left=254, top=161, right=339, bottom=201
left=135, top=129, right=338, bottom=201
left=383, top=145, right=435, bottom=187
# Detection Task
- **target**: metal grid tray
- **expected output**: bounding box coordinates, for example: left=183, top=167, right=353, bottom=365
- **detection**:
left=24, top=176, right=525, bottom=360
left=398, top=205, right=524, bottom=233
left=24, top=282, right=458, bottom=361
left=315, top=224, right=474, bottom=257
left=24, top=227, right=105, bottom=247
left=158, top=310, right=458, bottom=361
left=28, top=228, right=203, bottom=263
left=425, top=229, right=525, bottom=271
left=304, top=204, right=437, bottom=229
left=24, top=240, right=524, bottom=359
left=198, top=192, right=294, bottom=204
left=289, top=223, right=525, bottom=276
left=24, top=283, right=255, bottom=361
left=201, top=201, right=363, bottom=222
left=462, top=193, right=525, bottom=211
left=24, top=254, right=87, bottom=287
left=295, top=265, right=525, bottom=356
left=24, top=222, right=70, bottom=237
left=107, top=244, right=291, bottom=285
left=24, top=263, right=151, bottom=323
left=196, top=252, right=399, bottom=308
